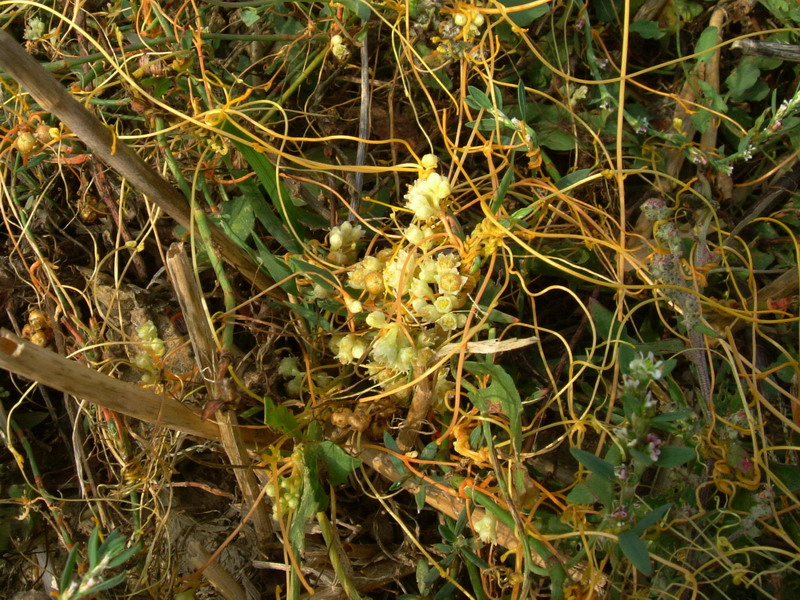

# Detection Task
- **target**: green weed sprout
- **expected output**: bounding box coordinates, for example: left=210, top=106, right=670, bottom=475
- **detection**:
left=58, top=527, right=141, bottom=600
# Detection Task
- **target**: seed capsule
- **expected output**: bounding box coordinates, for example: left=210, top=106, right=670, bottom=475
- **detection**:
left=347, top=410, right=370, bottom=432
left=34, top=124, right=53, bottom=144
left=16, top=131, right=36, bottom=154
left=365, top=271, right=384, bottom=295
left=330, top=407, right=352, bottom=429
left=29, top=330, right=49, bottom=347
left=28, top=309, right=48, bottom=331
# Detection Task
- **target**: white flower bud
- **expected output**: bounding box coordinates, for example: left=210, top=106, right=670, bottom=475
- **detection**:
left=366, top=311, right=387, bottom=328
left=329, top=231, right=343, bottom=250
left=278, top=357, right=302, bottom=378
left=350, top=337, right=368, bottom=359
left=312, top=284, right=330, bottom=299
left=420, top=154, right=439, bottom=170
left=405, top=224, right=425, bottom=246
left=437, top=312, right=459, bottom=331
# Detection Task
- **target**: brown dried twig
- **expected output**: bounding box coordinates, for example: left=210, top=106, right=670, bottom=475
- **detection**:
left=0, top=29, right=274, bottom=293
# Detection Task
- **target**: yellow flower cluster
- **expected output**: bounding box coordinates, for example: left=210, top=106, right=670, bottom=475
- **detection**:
left=306, top=154, right=476, bottom=393
left=404, top=171, right=451, bottom=220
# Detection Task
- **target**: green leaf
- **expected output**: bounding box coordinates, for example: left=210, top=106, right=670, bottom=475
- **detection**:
left=83, top=572, right=128, bottom=594
left=420, top=441, right=438, bottom=461
left=383, top=431, right=406, bottom=472
left=262, top=396, right=299, bottom=435
left=566, top=482, right=596, bottom=505
left=630, top=20, right=667, bottom=40
left=769, top=462, right=800, bottom=491
left=318, top=441, right=362, bottom=485
left=337, top=0, right=370, bottom=20
left=656, top=445, right=696, bottom=468
left=538, top=127, right=576, bottom=151
left=694, top=26, right=719, bottom=63
left=630, top=447, right=656, bottom=466
left=461, top=547, right=490, bottom=570
left=651, top=409, right=693, bottom=424
left=11, top=411, right=49, bottom=430
left=283, top=300, right=329, bottom=332
left=585, top=473, right=614, bottom=507
left=289, top=257, right=337, bottom=290
left=555, top=168, right=592, bottom=191
left=589, top=302, right=636, bottom=369
left=465, top=86, right=494, bottom=111
left=222, top=120, right=308, bottom=247
left=691, top=321, right=721, bottom=339
left=618, top=530, right=652, bottom=575
left=221, top=196, right=255, bottom=246
left=463, top=362, right=523, bottom=453
left=105, top=543, right=141, bottom=569
left=241, top=7, right=261, bottom=27
left=60, top=544, right=79, bottom=592
left=517, top=80, right=527, bottom=121
left=497, top=0, right=550, bottom=26
left=88, top=527, right=101, bottom=569
left=455, top=508, right=468, bottom=536
left=467, top=118, right=500, bottom=131
left=417, top=559, right=434, bottom=594
left=289, top=447, right=321, bottom=555
left=570, top=448, right=615, bottom=480
left=415, top=486, right=427, bottom=512
left=252, top=237, right=299, bottom=295
left=244, top=180, right=301, bottom=253
left=491, top=166, right=515, bottom=214
left=726, top=59, right=762, bottom=100
left=632, top=504, right=672, bottom=536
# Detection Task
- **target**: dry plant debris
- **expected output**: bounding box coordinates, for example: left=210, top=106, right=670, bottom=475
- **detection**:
left=1, top=0, right=799, bottom=599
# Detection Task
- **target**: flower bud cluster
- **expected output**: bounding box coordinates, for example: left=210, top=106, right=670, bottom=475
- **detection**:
left=452, top=7, right=485, bottom=40
left=407, top=253, right=468, bottom=331
left=624, top=351, right=665, bottom=391
left=330, top=334, right=369, bottom=365
left=330, top=34, right=350, bottom=62
left=321, top=154, right=477, bottom=391
left=348, top=250, right=391, bottom=294
left=405, top=171, right=451, bottom=220
left=134, top=320, right=166, bottom=383
left=266, top=469, right=301, bottom=511
left=473, top=510, right=497, bottom=543
left=328, top=221, right=364, bottom=265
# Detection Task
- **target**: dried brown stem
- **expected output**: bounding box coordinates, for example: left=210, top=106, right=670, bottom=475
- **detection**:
left=0, top=29, right=274, bottom=293
left=357, top=446, right=601, bottom=589
left=0, top=329, right=274, bottom=446
left=396, top=368, right=432, bottom=452
left=0, top=329, right=220, bottom=440
left=165, top=242, right=274, bottom=543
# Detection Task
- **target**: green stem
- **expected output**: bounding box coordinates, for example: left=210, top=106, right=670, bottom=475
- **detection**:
left=317, top=511, right=365, bottom=600
left=155, top=118, right=235, bottom=350
left=197, top=178, right=236, bottom=350
left=11, top=422, right=73, bottom=547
